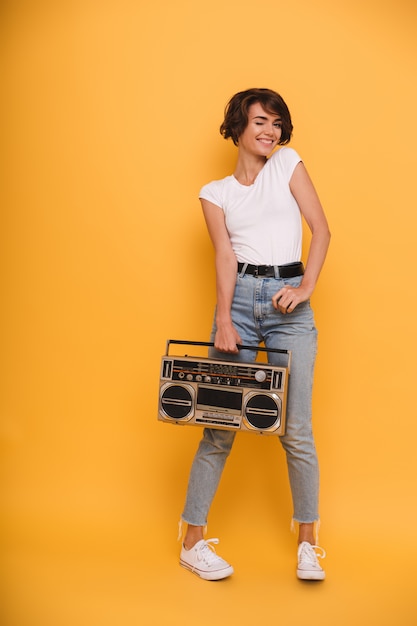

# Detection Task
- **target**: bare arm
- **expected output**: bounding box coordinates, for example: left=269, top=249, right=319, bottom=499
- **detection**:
left=273, top=161, right=331, bottom=314
left=201, top=198, right=242, bottom=352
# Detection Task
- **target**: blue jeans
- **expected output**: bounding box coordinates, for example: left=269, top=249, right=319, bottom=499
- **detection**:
left=182, top=272, right=320, bottom=526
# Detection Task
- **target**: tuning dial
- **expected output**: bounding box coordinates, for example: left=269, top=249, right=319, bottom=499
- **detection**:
left=254, top=369, right=267, bottom=383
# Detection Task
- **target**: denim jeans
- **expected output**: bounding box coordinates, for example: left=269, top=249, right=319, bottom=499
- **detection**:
left=182, top=272, right=320, bottom=526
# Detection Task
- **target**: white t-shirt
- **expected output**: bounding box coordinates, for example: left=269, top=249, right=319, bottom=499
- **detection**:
left=199, top=147, right=302, bottom=266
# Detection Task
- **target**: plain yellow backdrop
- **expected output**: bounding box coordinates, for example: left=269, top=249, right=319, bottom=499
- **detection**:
left=2, top=1, right=417, bottom=624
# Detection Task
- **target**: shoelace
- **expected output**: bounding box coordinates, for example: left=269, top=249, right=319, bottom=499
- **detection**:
left=298, top=542, right=326, bottom=566
left=196, top=538, right=222, bottom=565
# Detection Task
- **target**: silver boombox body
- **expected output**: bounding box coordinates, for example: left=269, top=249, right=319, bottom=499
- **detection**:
left=158, top=340, right=291, bottom=436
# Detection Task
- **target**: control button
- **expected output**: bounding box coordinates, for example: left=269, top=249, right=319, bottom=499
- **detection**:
left=254, top=369, right=267, bottom=383
left=186, top=374, right=193, bottom=381
left=204, top=376, right=212, bottom=383
left=195, top=375, right=202, bottom=382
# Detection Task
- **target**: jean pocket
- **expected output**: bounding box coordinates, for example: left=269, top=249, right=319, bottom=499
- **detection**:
left=283, top=276, right=303, bottom=288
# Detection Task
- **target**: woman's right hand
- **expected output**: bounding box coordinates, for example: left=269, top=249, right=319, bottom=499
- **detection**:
left=214, top=324, right=242, bottom=354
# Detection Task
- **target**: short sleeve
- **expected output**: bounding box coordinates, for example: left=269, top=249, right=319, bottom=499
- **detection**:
left=199, top=179, right=225, bottom=209
left=271, top=147, right=302, bottom=181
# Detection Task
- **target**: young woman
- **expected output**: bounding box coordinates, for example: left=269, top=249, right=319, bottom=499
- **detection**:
left=179, top=88, right=331, bottom=581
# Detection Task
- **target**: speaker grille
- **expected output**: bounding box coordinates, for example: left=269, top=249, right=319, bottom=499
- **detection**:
left=160, top=383, right=194, bottom=420
left=244, top=393, right=281, bottom=430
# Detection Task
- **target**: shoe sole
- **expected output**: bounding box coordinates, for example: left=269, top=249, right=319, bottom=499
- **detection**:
left=180, top=560, right=234, bottom=581
left=297, top=569, right=325, bottom=581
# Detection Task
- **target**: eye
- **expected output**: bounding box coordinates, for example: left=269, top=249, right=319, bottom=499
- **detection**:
left=274, top=121, right=282, bottom=129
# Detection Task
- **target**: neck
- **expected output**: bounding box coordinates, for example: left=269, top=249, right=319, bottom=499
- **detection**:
left=233, top=153, right=267, bottom=186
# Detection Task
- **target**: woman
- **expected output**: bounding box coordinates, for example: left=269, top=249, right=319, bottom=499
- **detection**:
left=179, top=88, right=331, bottom=581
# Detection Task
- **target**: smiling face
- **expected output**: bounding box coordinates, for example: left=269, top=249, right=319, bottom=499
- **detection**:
left=237, top=102, right=283, bottom=157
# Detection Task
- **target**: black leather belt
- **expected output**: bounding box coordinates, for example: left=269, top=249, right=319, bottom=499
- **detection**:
left=237, top=261, right=304, bottom=278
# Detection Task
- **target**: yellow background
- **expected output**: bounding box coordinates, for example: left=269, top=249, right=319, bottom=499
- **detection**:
left=2, top=0, right=417, bottom=624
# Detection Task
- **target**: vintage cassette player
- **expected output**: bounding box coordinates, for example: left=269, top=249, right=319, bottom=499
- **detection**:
left=158, top=340, right=291, bottom=435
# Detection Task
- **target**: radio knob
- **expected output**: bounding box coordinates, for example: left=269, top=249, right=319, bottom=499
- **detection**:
left=186, top=374, right=193, bottom=381
left=204, top=376, right=212, bottom=383
left=195, top=375, right=202, bottom=382
left=254, top=369, right=267, bottom=383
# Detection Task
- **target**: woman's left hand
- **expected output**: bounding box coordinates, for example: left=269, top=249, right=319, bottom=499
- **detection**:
left=272, top=284, right=312, bottom=314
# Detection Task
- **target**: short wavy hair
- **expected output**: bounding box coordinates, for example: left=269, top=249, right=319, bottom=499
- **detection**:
left=220, top=88, right=293, bottom=146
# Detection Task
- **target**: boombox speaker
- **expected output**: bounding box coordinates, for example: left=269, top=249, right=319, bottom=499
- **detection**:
left=158, top=340, right=291, bottom=436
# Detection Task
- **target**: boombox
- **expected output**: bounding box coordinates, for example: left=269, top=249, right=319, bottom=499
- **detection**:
left=158, top=340, right=291, bottom=436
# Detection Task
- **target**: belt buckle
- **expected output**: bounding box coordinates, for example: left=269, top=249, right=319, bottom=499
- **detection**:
left=253, top=266, right=259, bottom=277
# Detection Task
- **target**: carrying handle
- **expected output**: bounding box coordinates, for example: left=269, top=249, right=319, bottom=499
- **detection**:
left=165, top=339, right=291, bottom=370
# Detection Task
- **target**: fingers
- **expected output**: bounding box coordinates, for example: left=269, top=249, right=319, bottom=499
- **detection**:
left=273, top=288, right=298, bottom=314
left=214, top=329, right=242, bottom=353
left=275, top=298, right=292, bottom=314
left=216, top=342, right=240, bottom=353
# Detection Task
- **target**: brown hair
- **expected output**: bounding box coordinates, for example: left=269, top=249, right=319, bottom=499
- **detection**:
left=220, top=88, right=293, bottom=146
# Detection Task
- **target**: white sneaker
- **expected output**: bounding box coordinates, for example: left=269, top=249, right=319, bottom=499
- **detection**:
left=180, top=538, right=234, bottom=581
left=297, top=541, right=326, bottom=580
